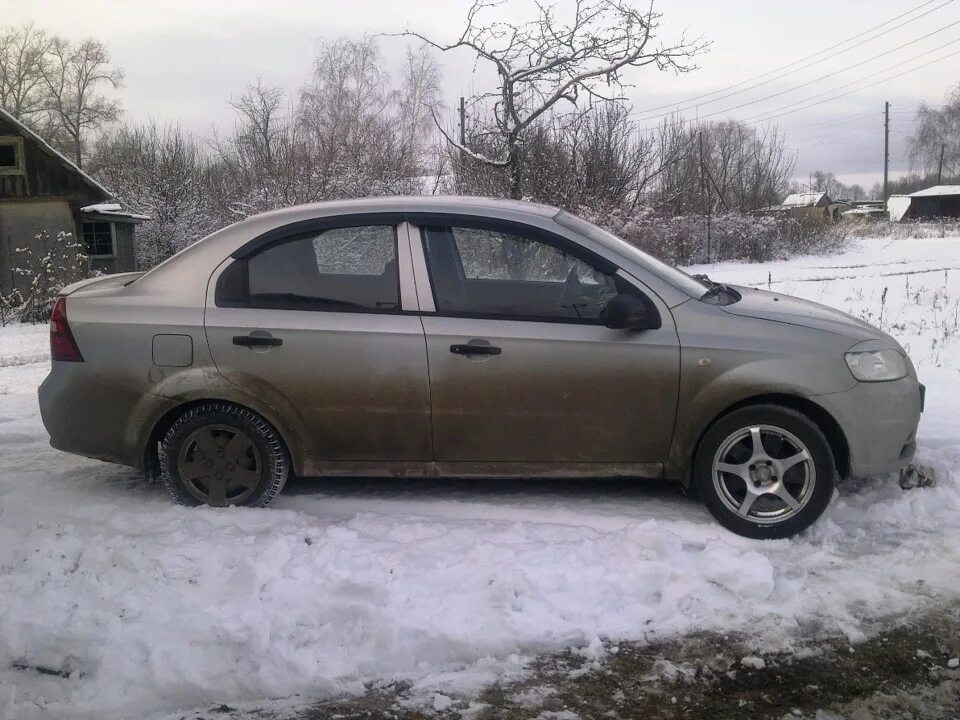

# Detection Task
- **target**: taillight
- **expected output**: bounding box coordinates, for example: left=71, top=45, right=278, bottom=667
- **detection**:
left=50, top=296, right=84, bottom=362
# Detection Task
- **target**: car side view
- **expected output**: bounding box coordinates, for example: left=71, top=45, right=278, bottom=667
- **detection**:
left=39, top=196, right=924, bottom=538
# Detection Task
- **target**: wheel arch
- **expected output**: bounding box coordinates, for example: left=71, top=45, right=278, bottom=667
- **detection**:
left=142, top=399, right=298, bottom=481
left=682, top=393, right=850, bottom=487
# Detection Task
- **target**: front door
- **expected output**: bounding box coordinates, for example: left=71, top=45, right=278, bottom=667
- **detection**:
left=414, top=220, right=680, bottom=465
left=205, top=222, right=432, bottom=464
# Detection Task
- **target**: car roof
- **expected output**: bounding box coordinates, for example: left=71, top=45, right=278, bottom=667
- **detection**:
left=231, top=195, right=561, bottom=226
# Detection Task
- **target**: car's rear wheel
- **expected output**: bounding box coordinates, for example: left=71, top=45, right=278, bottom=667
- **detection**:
left=693, top=405, right=835, bottom=539
left=159, top=403, right=288, bottom=508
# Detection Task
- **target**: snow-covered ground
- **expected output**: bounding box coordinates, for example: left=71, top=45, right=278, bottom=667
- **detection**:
left=1, top=235, right=960, bottom=720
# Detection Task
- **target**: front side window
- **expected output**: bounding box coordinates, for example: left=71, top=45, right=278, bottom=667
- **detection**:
left=422, top=224, right=623, bottom=321
left=555, top=210, right=709, bottom=299
left=244, top=225, right=400, bottom=312
left=82, top=221, right=114, bottom=257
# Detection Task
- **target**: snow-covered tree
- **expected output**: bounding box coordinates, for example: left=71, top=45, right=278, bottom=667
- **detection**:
left=91, top=123, right=217, bottom=268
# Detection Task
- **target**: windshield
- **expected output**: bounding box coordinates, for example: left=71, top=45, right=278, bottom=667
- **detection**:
left=554, top=211, right=709, bottom=299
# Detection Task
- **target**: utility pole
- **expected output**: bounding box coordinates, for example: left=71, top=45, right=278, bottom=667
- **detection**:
left=883, top=101, right=890, bottom=201
left=698, top=130, right=711, bottom=262
left=938, top=142, right=946, bottom=185
left=459, top=96, right=466, bottom=147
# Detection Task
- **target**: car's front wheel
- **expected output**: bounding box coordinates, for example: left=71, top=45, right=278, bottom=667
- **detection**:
left=693, top=405, right=836, bottom=539
left=159, top=402, right=289, bottom=508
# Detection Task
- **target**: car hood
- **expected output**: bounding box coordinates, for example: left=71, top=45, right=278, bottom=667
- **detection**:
left=720, top=285, right=889, bottom=343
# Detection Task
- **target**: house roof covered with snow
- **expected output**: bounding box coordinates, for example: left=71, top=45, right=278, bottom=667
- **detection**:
left=782, top=191, right=828, bottom=207
left=907, top=185, right=960, bottom=197
left=81, top=203, right=151, bottom=222
left=0, top=105, right=114, bottom=199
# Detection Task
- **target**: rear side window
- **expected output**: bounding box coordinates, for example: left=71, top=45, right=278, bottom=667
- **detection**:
left=220, top=225, right=400, bottom=312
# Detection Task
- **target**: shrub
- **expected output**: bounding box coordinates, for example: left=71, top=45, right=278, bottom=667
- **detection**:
left=840, top=218, right=960, bottom=241
left=578, top=206, right=847, bottom=266
left=0, top=231, right=92, bottom=325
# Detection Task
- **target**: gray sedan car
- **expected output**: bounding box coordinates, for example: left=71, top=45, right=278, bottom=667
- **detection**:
left=39, top=196, right=923, bottom=538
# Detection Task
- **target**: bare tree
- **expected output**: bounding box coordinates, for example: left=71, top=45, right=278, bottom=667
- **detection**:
left=210, top=78, right=311, bottom=214
left=205, top=37, right=442, bottom=222
left=42, top=36, right=124, bottom=166
left=229, top=78, right=286, bottom=176
left=800, top=170, right=865, bottom=200
left=654, top=119, right=792, bottom=214
left=396, top=0, right=704, bottom=198
left=449, top=101, right=658, bottom=209
left=297, top=37, right=441, bottom=198
left=298, top=37, right=392, bottom=192
left=0, top=23, right=52, bottom=122
left=909, top=83, right=960, bottom=180
left=392, top=46, right=443, bottom=180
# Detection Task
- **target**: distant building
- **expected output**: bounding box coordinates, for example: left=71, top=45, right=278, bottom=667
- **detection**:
left=887, top=185, right=960, bottom=222
left=759, top=191, right=852, bottom=221
left=841, top=200, right=887, bottom=222
left=0, top=107, right=148, bottom=298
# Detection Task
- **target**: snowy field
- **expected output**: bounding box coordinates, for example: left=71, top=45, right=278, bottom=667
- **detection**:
left=1, top=234, right=960, bottom=720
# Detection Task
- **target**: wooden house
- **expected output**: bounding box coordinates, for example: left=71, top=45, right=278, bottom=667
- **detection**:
left=0, top=107, right=147, bottom=297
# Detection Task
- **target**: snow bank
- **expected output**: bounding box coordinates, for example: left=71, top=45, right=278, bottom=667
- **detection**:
left=1, top=236, right=960, bottom=719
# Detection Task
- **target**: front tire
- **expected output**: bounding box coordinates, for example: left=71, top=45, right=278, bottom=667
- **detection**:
left=159, top=403, right=289, bottom=508
left=693, top=405, right=835, bottom=539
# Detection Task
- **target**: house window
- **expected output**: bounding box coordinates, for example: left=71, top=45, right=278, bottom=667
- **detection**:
left=0, top=136, right=25, bottom=175
left=82, top=221, right=115, bottom=257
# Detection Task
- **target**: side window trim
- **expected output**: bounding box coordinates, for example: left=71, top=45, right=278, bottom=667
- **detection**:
left=402, top=222, right=435, bottom=313
left=215, top=223, right=405, bottom=315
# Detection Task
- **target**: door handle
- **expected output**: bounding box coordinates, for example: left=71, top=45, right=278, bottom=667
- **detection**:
left=450, top=344, right=501, bottom=356
left=233, top=334, right=283, bottom=347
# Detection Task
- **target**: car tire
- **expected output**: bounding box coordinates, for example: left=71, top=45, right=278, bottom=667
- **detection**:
left=159, top=402, right=289, bottom=508
left=693, top=404, right=836, bottom=539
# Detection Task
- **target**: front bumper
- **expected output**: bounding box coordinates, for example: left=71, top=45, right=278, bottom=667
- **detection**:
left=814, top=375, right=923, bottom=478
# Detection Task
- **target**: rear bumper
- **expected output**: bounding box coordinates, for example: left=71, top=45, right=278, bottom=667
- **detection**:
left=39, top=362, right=145, bottom=468
left=815, top=375, right=923, bottom=478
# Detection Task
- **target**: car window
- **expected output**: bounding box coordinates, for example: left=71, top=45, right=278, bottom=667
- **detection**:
left=554, top=210, right=709, bottom=298
left=422, top=224, right=623, bottom=321
left=246, top=225, right=400, bottom=312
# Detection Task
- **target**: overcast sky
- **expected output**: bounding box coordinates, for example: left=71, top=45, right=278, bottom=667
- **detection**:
left=7, top=0, right=959, bottom=189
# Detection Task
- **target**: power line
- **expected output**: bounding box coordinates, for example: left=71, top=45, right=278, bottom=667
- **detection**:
left=784, top=111, right=880, bottom=132
left=744, top=47, right=960, bottom=125
left=789, top=113, right=883, bottom=136
left=636, top=37, right=960, bottom=134
left=634, top=0, right=955, bottom=117
left=794, top=128, right=885, bottom=147
left=639, top=21, right=960, bottom=123
left=744, top=45, right=957, bottom=125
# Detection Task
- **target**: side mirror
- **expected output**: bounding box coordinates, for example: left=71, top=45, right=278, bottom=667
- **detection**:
left=602, top=293, right=660, bottom=330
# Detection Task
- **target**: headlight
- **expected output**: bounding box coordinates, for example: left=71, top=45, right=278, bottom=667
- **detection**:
left=844, top=349, right=907, bottom=382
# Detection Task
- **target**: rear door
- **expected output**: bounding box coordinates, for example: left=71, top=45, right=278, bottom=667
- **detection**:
left=205, top=221, right=432, bottom=464
left=414, top=219, right=680, bottom=465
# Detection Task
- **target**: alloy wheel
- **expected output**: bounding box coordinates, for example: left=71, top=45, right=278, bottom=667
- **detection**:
left=711, top=424, right=816, bottom=525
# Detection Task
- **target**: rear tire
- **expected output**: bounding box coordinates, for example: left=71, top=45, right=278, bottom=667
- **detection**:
left=693, top=404, right=835, bottom=539
left=159, top=403, right=288, bottom=508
